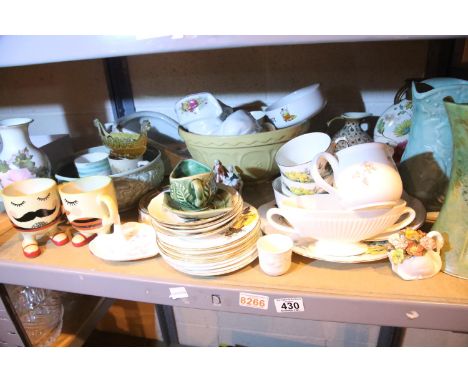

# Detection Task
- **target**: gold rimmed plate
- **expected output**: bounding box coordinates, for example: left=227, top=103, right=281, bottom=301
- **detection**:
left=156, top=204, right=260, bottom=250
left=155, top=195, right=244, bottom=233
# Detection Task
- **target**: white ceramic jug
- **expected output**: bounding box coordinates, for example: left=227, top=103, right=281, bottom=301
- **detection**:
left=311, top=142, right=403, bottom=209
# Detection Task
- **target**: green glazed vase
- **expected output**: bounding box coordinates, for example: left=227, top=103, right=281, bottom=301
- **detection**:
left=433, top=98, right=468, bottom=279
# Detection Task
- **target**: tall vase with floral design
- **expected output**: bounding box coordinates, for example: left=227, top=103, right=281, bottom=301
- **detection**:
left=432, top=98, right=468, bottom=279
left=0, top=118, right=51, bottom=192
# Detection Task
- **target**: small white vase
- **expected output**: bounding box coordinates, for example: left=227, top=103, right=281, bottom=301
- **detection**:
left=0, top=118, right=51, bottom=190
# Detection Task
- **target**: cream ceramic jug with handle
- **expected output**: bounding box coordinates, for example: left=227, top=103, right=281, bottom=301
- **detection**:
left=311, top=142, right=403, bottom=210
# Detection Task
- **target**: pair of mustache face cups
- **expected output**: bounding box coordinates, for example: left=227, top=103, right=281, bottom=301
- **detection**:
left=0, top=176, right=119, bottom=258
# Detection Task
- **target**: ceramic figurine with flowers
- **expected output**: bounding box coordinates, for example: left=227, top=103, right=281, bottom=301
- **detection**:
left=387, top=228, right=444, bottom=280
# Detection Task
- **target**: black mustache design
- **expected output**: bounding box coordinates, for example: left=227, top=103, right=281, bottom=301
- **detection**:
left=13, top=207, right=57, bottom=223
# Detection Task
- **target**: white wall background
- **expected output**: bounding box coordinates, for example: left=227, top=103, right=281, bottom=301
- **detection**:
left=2, top=38, right=466, bottom=346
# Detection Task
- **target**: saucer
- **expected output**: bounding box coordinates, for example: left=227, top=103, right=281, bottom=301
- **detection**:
left=294, top=240, right=388, bottom=263
left=364, top=191, right=426, bottom=241
left=89, top=222, right=159, bottom=261
left=163, top=185, right=236, bottom=219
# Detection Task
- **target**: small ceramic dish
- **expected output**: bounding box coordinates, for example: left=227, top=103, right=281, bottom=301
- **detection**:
left=265, top=83, right=326, bottom=128
left=275, top=132, right=333, bottom=182
left=162, top=185, right=235, bottom=219
left=175, top=92, right=224, bottom=125
left=374, top=100, right=412, bottom=149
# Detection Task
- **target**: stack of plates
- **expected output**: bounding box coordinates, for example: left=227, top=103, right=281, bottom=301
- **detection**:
left=148, top=185, right=261, bottom=276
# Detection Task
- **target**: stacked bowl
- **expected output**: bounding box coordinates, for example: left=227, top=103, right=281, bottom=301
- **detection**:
left=275, top=132, right=335, bottom=196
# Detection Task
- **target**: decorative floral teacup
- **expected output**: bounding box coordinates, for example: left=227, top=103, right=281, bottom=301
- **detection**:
left=0, top=178, right=69, bottom=257
left=169, top=159, right=217, bottom=210
left=311, top=142, right=403, bottom=210
left=58, top=176, right=119, bottom=247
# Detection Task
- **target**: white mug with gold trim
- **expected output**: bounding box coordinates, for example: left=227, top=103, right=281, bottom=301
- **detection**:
left=58, top=175, right=119, bottom=247
left=0, top=178, right=69, bottom=257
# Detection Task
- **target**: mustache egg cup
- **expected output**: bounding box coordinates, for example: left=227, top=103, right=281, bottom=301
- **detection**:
left=0, top=178, right=69, bottom=257
left=58, top=176, right=119, bottom=247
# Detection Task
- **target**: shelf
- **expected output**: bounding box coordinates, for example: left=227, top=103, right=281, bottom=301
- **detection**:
left=0, top=35, right=448, bottom=68
left=52, top=294, right=114, bottom=347
left=0, top=181, right=467, bottom=333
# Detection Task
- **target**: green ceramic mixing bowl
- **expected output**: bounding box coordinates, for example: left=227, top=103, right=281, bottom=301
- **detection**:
left=178, top=120, right=310, bottom=182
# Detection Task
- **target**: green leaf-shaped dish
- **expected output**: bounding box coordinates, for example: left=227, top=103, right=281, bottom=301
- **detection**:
left=163, top=186, right=236, bottom=219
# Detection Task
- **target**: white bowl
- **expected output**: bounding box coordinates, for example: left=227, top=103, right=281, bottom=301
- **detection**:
left=267, top=195, right=416, bottom=243
left=275, top=132, right=333, bottom=182
left=265, top=84, right=326, bottom=128
left=272, top=176, right=288, bottom=207
left=175, top=92, right=224, bottom=126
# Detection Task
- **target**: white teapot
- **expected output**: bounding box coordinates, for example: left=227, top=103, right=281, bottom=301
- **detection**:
left=311, top=142, right=403, bottom=210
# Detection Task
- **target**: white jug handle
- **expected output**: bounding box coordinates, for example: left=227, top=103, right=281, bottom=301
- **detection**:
left=311, top=151, right=339, bottom=196
left=380, top=207, right=416, bottom=234
left=266, top=208, right=296, bottom=235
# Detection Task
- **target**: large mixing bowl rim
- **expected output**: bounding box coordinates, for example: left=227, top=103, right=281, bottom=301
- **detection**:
left=178, top=120, right=310, bottom=146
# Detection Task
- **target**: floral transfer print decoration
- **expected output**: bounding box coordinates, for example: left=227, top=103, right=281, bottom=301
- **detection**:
left=180, top=97, right=208, bottom=114
left=0, top=148, right=48, bottom=188
left=351, top=161, right=377, bottom=186
left=280, top=107, right=297, bottom=122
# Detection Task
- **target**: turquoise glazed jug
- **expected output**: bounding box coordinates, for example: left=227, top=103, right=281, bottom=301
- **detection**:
left=432, top=98, right=468, bottom=279
left=399, top=78, right=468, bottom=212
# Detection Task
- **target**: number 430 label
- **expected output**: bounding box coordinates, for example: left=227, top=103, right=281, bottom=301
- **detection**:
left=274, top=298, right=305, bottom=313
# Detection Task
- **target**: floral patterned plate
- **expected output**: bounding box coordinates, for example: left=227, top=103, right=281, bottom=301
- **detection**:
left=374, top=99, right=413, bottom=162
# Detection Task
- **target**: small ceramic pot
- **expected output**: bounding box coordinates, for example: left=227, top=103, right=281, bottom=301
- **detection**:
left=265, top=84, right=326, bottom=128
left=275, top=132, right=333, bottom=183
left=328, top=112, right=373, bottom=151
left=257, top=234, right=293, bottom=276
left=311, top=142, right=403, bottom=210
left=74, top=152, right=111, bottom=177
left=169, top=159, right=217, bottom=210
